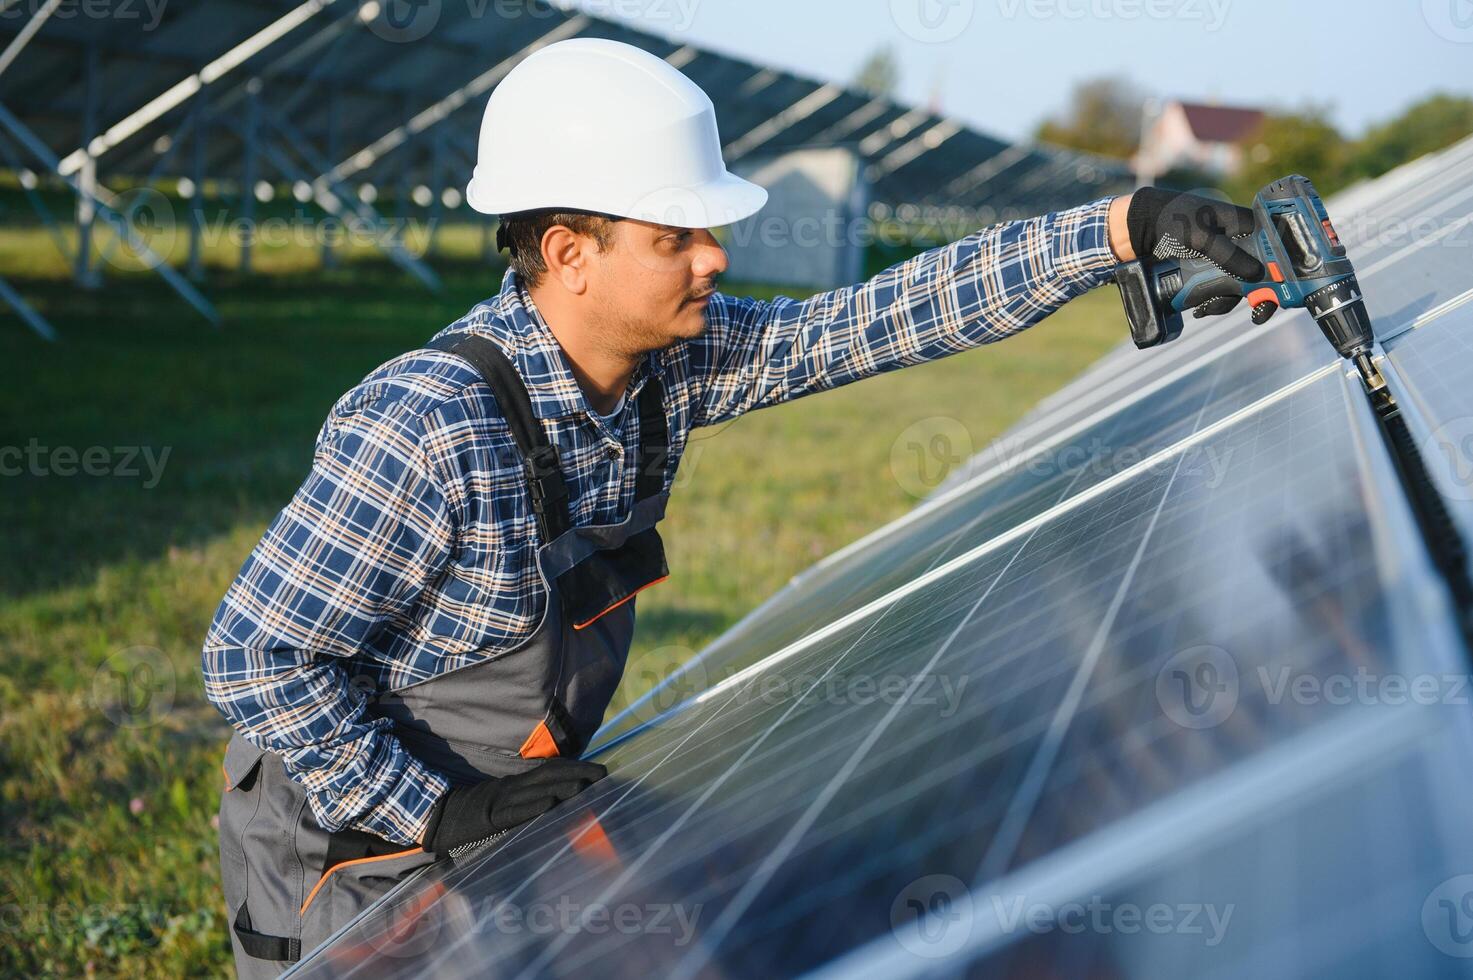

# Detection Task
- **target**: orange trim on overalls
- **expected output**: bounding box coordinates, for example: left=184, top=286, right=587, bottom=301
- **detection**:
left=300, top=848, right=427, bottom=916
left=571, top=575, right=669, bottom=630
left=221, top=760, right=232, bottom=791
left=518, top=719, right=561, bottom=759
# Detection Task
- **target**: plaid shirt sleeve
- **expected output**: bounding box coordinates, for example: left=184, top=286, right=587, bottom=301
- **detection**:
left=690, top=197, right=1120, bottom=426
left=202, top=391, right=456, bottom=846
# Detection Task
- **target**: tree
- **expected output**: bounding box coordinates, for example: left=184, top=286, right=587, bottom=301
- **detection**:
left=853, top=46, right=899, bottom=99
left=1033, top=77, right=1144, bottom=160
left=1227, top=109, right=1349, bottom=200
left=1347, top=93, right=1473, bottom=180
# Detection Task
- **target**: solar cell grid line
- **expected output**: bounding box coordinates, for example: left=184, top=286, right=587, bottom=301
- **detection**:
left=1353, top=191, right=1473, bottom=280
left=1362, top=248, right=1473, bottom=336
left=319, top=365, right=1378, bottom=972
left=618, top=372, right=1390, bottom=960
left=1380, top=303, right=1473, bottom=561
left=961, top=148, right=1472, bottom=460
left=802, top=311, right=1328, bottom=558
left=652, top=511, right=1068, bottom=980
left=1332, top=142, right=1473, bottom=242
left=595, top=365, right=1337, bottom=754
left=966, top=353, right=1461, bottom=919
left=512, top=471, right=1166, bottom=972
left=293, top=506, right=1072, bottom=972
left=974, top=426, right=1194, bottom=885
left=606, top=347, right=1335, bottom=726
left=595, top=393, right=1139, bottom=747
left=306, top=668, right=771, bottom=980
left=998, top=384, right=1401, bottom=870
left=293, top=471, right=1178, bottom=972
left=437, top=596, right=1019, bottom=975
left=654, top=392, right=1337, bottom=972
left=1342, top=136, right=1472, bottom=230
left=964, top=734, right=1454, bottom=979
left=872, top=157, right=1473, bottom=541
left=1330, top=134, right=1473, bottom=221
left=301, top=366, right=1414, bottom=972
left=290, top=659, right=787, bottom=979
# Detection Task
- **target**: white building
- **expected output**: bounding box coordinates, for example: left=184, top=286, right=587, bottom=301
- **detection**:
left=1134, top=100, right=1265, bottom=181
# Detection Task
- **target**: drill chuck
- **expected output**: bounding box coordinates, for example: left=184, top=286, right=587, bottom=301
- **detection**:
left=1304, top=276, right=1374, bottom=361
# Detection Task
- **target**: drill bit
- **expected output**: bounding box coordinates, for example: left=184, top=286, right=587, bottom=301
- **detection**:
left=1350, top=350, right=1393, bottom=414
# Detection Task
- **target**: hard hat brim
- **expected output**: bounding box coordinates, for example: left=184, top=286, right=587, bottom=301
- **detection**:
left=618, top=172, right=770, bottom=229
left=468, top=171, right=768, bottom=230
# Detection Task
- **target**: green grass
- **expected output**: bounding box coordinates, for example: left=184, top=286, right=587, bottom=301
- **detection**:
left=0, top=234, right=1125, bottom=976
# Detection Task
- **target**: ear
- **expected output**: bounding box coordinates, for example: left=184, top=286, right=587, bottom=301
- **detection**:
left=541, top=224, right=591, bottom=295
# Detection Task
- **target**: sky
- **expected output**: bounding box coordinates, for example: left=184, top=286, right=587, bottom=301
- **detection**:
left=570, top=0, right=1473, bottom=143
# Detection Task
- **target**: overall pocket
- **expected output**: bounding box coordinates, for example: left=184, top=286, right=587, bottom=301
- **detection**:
left=218, top=735, right=304, bottom=966
left=297, top=834, right=439, bottom=958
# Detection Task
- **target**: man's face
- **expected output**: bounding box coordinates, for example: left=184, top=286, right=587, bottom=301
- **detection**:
left=585, top=219, right=729, bottom=355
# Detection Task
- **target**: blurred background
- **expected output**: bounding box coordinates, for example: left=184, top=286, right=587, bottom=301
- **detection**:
left=1, top=0, right=1469, bottom=974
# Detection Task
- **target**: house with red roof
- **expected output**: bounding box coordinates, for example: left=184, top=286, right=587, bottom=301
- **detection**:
left=1134, top=100, right=1266, bottom=181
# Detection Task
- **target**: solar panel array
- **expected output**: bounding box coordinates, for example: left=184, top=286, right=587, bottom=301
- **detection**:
left=289, top=136, right=1473, bottom=977
left=1, top=0, right=1126, bottom=216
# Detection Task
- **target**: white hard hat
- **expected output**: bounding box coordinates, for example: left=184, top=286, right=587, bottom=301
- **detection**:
left=465, top=38, right=768, bottom=229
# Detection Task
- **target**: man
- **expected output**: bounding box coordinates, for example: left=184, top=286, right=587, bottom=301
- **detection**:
left=203, top=38, right=1266, bottom=976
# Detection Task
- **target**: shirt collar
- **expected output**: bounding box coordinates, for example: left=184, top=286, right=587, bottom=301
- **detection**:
left=449, top=268, right=664, bottom=422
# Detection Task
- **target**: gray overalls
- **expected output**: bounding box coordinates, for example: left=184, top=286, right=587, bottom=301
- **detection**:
left=216, top=333, right=670, bottom=977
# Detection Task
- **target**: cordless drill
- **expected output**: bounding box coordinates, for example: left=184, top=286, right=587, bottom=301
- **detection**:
left=1114, top=174, right=1386, bottom=401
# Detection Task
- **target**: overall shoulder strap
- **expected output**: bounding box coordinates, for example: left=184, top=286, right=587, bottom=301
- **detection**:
left=427, top=333, right=571, bottom=541
left=634, top=375, right=669, bottom=501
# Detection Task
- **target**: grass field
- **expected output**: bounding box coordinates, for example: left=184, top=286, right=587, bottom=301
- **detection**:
left=0, top=226, right=1125, bottom=976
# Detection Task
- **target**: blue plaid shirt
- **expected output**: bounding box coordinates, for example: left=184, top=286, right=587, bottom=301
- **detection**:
left=202, top=198, right=1120, bottom=845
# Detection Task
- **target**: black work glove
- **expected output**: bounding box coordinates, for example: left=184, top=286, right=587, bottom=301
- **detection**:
left=1126, top=187, right=1270, bottom=320
left=422, top=758, right=607, bottom=854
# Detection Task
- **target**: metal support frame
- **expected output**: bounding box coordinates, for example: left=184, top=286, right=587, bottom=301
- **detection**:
left=723, top=82, right=843, bottom=164
left=321, top=83, right=340, bottom=270
left=0, top=128, right=73, bottom=264
left=396, top=92, right=414, bottom=224
left=188, top=87, right=208, bottom=280
left=428, top=123, right=444, bottom=257
left=0, top=275, right=56, bottom=341
left=75, top=40, right=100, bottom=289
left=0, top=100, right=220, bottom=328
left=235, top=103, right=441, bottom=291
left=239, top=83, right=260, bottom=274
left=0, top=0, right=61, bottom=79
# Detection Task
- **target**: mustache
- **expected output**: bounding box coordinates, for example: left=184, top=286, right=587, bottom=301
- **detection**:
left=688, top=278, right=719, bottom=301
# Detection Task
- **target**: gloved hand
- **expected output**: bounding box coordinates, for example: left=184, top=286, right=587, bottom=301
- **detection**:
left=1126, top=188, right=1271, bottom=320
left=422, top=758, right=607, bottom=854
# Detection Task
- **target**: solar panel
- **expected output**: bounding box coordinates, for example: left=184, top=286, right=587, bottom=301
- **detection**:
left=2, top=2, right=1127, bottom=215
left=294, top=113, right=1473, bottom=980
left=599, top=304, right=1338, bottom=740
left=293, top=344, right=1471, bottom=976
left=1382, top=303, right=1473, bottom=559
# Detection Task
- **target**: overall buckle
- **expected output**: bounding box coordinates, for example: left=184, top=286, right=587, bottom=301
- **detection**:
left=523, top=446, right=568, bottom=519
